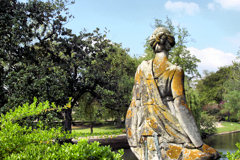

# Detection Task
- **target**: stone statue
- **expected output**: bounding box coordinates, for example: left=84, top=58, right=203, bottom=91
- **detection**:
left=125, top=27, right=219, bottom=160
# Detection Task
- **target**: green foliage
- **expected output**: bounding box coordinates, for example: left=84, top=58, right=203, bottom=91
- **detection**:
left=0, top=0, right=74, bottom=112
left=222, top=62, right=240, bottom=121
left=72, top=43, right=137, bottom=127
left=226, top=143, right=240, bottom=160
left=90, top=44, right=138, bottom=125
left=0, top=0, right=137, bottom=131
left=197, top=67, right=231, bottom=105
left=184, top=81, right=201, bottom=128
left=73, top=92, right=103, bottom=122
left=223, top=61, right=240, bottom=159
left=223, top=90, right=240, bottom=121
left=0, top=98, right=67, bottom=159
left=7, top=140, right=124, bottom=160
left=199, top=111, right=216, bottom=136
left=0, top=99, right=123, bottom=160
left=184, top=80, right=217, bottom=137
left=197, top=62, right=240, bottom=121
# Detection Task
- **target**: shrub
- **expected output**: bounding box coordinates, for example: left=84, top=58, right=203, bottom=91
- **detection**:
left=6, top=140, right=123, bottom=160
left=199, top=111, right=217, bottom=137
left=226, top=143, right=240, bottom=160
left=0, top=98, right=123, bottom=160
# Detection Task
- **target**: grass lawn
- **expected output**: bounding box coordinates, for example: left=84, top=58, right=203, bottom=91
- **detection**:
left=72, top=121, right=240, bottom=137
left=216, top=121, right=240, bottom=134
left=72, top=125, right=125, bottom=137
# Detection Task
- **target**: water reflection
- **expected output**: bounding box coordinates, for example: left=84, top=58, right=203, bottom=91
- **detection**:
left=204, top=132, right=240, bottom=159
left=123, top=132, right=240, bottom=160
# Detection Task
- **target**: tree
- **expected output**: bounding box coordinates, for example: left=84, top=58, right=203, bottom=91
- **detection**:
left=73, top=43, right=138, bottom=128
left=196, top=66, right=231, bottom=107
left=73, top=92, right=105, bottom=134
left=222, top=62, right=240, bottom=121
left=1, top=0, right=76, bottom=129
left=96, top=44, right=138, bottom=127
left=222, top=90, right=240, bottom=121
left=0, top=0, right=134, bottom=132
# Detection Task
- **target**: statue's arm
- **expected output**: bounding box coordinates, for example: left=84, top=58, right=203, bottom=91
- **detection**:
left=171, top=69, right=203, bottom=148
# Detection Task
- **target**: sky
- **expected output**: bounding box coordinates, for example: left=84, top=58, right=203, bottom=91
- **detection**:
left=20, top=0, right=240, bottom=75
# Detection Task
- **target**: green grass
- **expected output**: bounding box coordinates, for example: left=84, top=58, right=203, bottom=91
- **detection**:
left=216, top=121, right=240, bottom=134
left=72, top=125, right=125, bottom=137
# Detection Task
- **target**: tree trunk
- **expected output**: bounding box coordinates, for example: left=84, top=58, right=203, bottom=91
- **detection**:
left=116, top=114, right=123, bottom=128
left=90, top=122, right=93, bottom=134
left=64, top=108, right=72, bottom=133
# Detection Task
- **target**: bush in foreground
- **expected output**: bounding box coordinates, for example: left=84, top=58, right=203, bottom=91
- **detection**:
left=226, top=143, right=240, bottom=160
left=0, top=98, right=123, bottom=160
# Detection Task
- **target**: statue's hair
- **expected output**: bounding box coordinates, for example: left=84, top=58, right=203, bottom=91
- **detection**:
left=149, top=27, right=175, bottom=51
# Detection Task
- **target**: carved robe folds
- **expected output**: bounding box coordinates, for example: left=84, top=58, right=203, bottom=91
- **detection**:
left=125, top=56, right=219, bottom=160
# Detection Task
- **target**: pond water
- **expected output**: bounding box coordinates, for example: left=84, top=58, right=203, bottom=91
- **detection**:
left=123, top=132, right=240, bottom=160
left=204, top=132, right=240, bottom=160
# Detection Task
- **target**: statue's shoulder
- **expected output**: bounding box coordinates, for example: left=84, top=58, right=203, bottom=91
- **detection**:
left=136, top=59, right=152, bottom=74
left=166, top=62, right=182, bottom=72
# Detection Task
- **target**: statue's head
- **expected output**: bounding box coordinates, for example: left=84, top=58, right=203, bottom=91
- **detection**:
left=149, top=27, right=175, bottom=52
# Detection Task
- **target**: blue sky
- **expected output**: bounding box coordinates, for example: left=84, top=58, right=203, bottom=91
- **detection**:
left=20, top=0, right=240, bottom=74
left=65, top=0, right=240, bottom=74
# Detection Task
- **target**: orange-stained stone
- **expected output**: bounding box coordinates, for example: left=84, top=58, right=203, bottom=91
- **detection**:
left=153, top=56, right=168, bottom=78
left=146, top=79, right=154, bottom=90
left=126, top=109, right=133, bottom=119
left=162, top=110, right=175, bottom=124
left=183, top=149, right=205, bottom=160
left=202, top=144, right=218, bottom=155
left=172, top=69, right=184, bottom=97
left=135, top=69, right=143, bottom=84
left=162, top=68, right=175, bottom=80
left=148, top=130, right=153, bottom=136
left=141, top=124, right=155, bottom=136
left=147, top=138, right=156, bottom=151
left=166, top=145, right=182, bottom=159
left=130, top=99, right=136, bottom=107
left=127, top=128, right=132, bottom=138
left=165, top=124, right=178, bottom=138
left=144, top=99, right=155, bottom=105
left=168, top=69, right=175, bottom=79
left=147, top=117, right=158, bottom=129
left=180, top=98, right=191, bottom=112
left=142, top=130, right=147, bottom=136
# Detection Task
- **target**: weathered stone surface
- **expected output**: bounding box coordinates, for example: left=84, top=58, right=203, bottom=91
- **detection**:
left=125, top=27, right=219, bottom=160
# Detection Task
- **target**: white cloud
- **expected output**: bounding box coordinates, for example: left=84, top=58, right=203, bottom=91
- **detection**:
left=188, top=47, right=236, bottom=74
left=213, top=0, right=240, bottom=11
left=208, top=3, right=216, bottom=11
left=164, top=1, right=200, bottom=15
